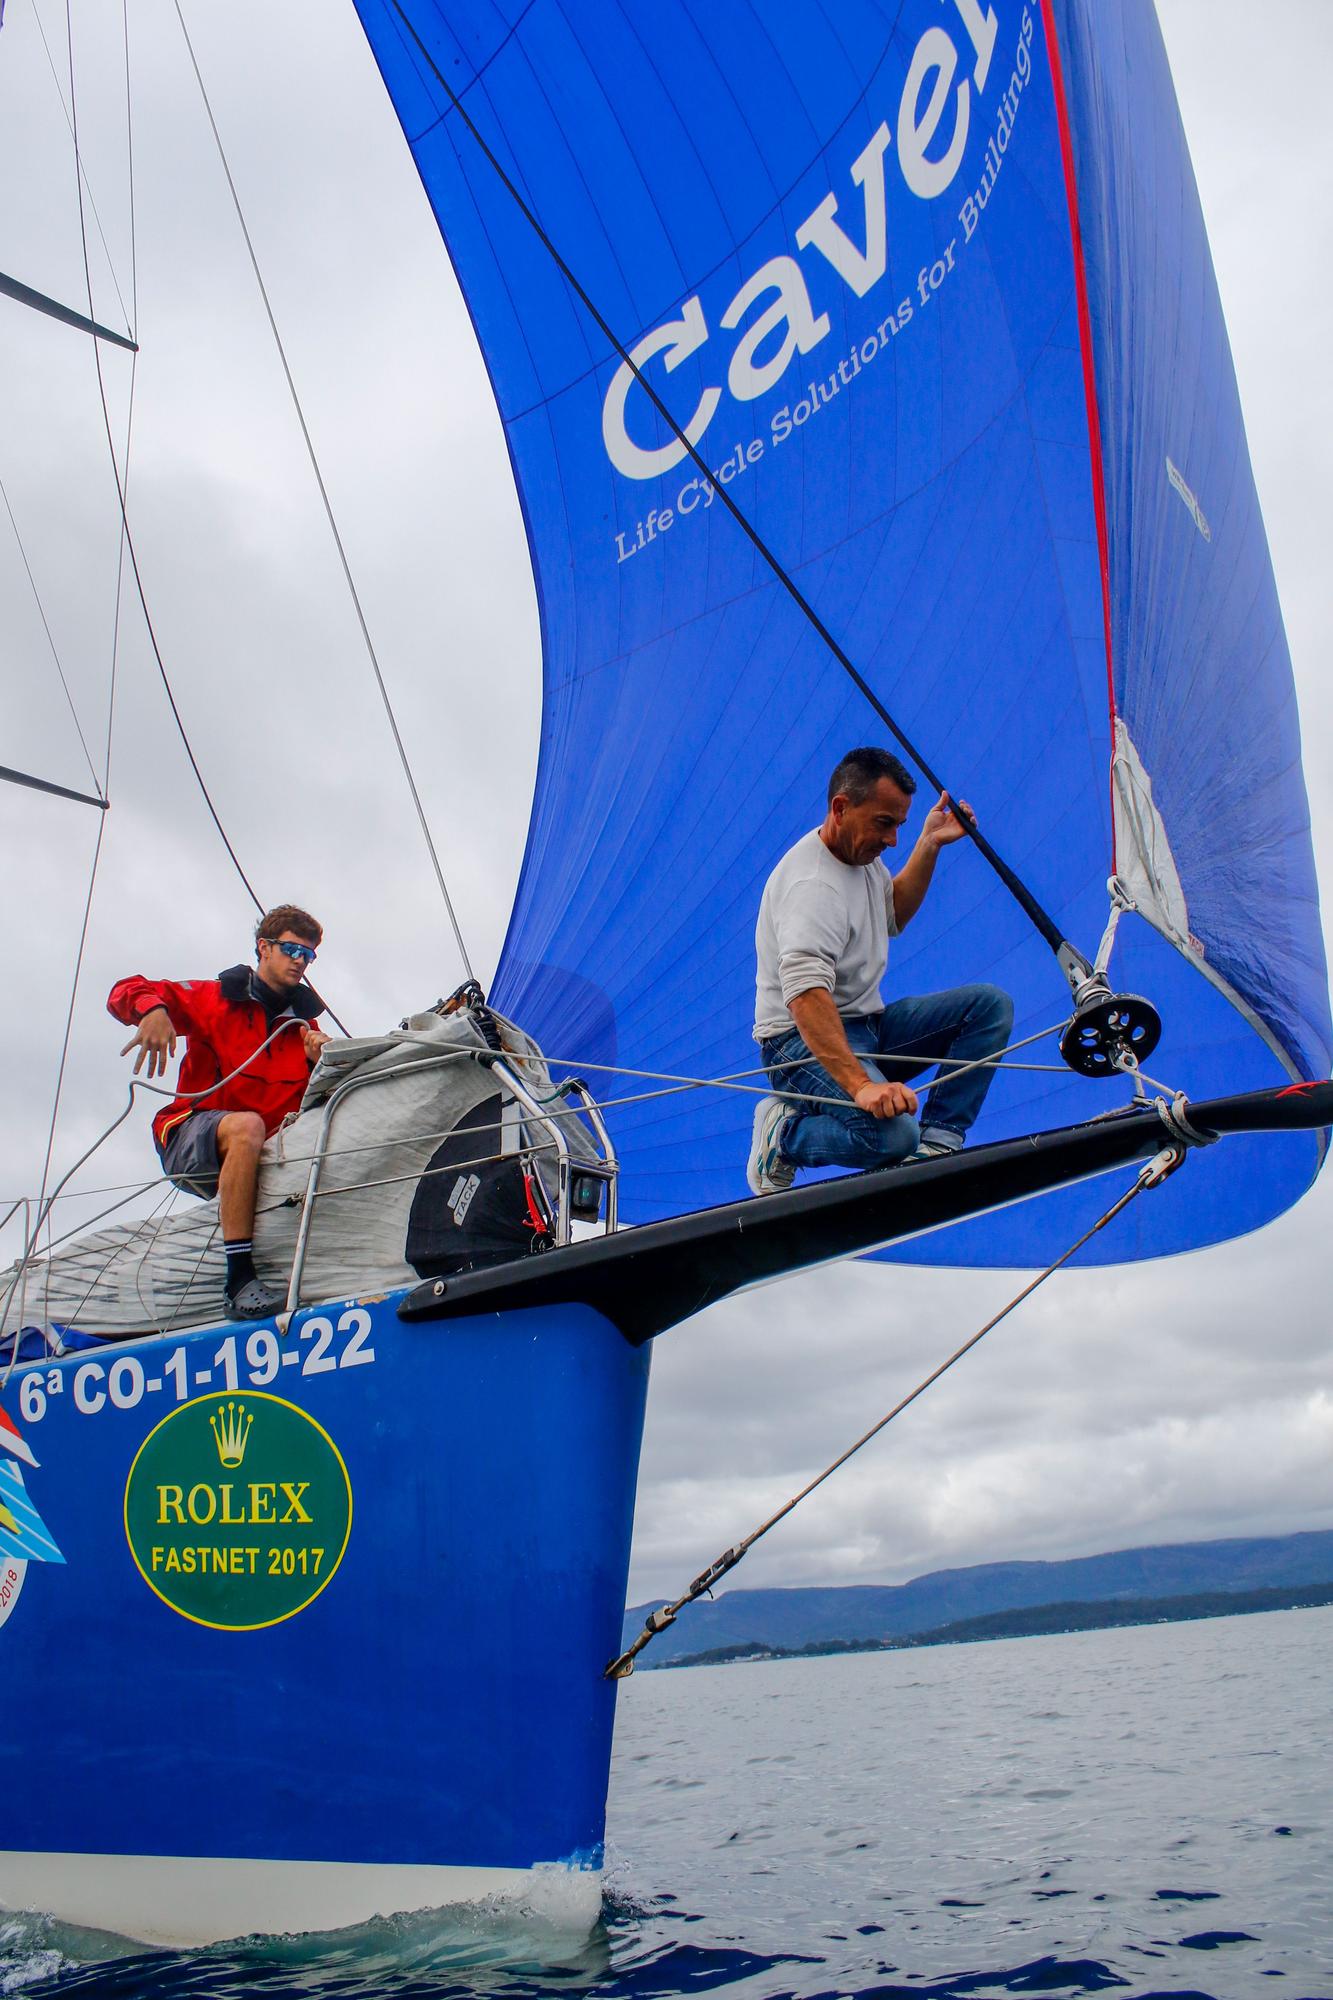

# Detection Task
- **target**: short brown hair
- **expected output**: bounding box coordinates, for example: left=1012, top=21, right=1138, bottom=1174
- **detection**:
left=256, top=904, right=322, bottom=947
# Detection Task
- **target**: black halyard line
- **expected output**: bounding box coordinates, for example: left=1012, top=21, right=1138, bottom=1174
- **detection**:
left=386, top=0, right=1087, bottom=976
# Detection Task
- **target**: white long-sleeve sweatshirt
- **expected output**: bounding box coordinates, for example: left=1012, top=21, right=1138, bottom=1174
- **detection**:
left=753, top=829, right=898, bottom=1041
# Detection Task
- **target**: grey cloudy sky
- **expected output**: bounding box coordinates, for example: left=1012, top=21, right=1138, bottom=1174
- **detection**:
left=2, top=1, right=1329, bottom=1606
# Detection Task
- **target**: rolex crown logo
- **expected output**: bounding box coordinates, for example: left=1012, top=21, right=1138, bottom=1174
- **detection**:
left=210, top=1400, right=253, bottom=1469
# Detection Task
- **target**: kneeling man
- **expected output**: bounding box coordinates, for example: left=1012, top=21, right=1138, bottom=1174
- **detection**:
left=748, top=748, right=1013, bottom=1194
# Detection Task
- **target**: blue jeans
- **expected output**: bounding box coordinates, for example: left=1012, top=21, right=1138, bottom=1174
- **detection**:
left=761, top=984, right=1014, bottom=1172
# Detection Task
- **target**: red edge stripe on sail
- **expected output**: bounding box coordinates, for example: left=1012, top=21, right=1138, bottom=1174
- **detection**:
left=1038, top=0, right=1118, bottom=866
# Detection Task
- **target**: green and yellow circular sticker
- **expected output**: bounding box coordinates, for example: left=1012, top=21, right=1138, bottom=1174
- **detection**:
left=124, top=1392, right=352, bottom=1630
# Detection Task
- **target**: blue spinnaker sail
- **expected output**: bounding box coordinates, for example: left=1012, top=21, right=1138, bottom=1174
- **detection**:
left=356, top=0, right=1329, bottom=1262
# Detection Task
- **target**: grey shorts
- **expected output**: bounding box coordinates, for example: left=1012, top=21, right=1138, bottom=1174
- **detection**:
left=156, top=1110, right=226, bottom=1199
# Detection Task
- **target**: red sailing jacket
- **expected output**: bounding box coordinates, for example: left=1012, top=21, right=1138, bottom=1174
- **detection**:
left=107, top=964, right=326, bottom=1152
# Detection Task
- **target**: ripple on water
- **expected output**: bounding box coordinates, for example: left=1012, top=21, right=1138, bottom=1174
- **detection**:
left=4, top=1609, right=1331, bottom=1999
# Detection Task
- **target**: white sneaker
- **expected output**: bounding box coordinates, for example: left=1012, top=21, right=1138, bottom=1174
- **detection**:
left=905, top=1136, right=959, bottom=1165
left=747, top=1095, right=795, bottom=1195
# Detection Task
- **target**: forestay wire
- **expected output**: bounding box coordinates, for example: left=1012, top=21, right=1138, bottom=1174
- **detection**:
left=606, top=1140, right=1193, bottom=1679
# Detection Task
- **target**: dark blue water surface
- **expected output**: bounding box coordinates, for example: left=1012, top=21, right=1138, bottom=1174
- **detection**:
left=6, top=1606, right=1331, bottom=1998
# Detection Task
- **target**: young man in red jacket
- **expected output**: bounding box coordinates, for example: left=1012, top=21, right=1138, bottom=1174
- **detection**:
left=108, top=905, right=330, bottom=1320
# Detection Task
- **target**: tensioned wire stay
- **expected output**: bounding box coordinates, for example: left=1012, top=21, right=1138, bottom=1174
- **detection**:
left=606, top=1135, right=1198, bottom=1679
left=171, top=0, right=476, bottom=989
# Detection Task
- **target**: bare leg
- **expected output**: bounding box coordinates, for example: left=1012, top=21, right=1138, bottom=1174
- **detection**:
left=215, top=1111, right=267, bottom=1241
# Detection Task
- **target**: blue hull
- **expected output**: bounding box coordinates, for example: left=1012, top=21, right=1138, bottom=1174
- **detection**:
left=1, top=1294, right=650, bottom=1935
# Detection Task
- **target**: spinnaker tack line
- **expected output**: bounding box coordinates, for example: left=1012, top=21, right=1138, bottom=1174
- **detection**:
left=385, top=0, right=1161, bottom=1083
left=607, top=1117, right=1210, bottom=1678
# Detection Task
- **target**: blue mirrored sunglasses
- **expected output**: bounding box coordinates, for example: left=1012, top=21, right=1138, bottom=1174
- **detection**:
left=274, top=939, right=317, bottom=965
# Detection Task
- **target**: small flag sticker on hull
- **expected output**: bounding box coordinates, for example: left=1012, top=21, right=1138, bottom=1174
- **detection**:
left=0, top=1404, right=38, bottom=1470
left=0, top=1462, right=63, bottom=1565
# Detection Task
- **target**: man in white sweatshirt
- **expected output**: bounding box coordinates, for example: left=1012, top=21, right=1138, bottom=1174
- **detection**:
left=748, top=747, right=1013, bottom=1194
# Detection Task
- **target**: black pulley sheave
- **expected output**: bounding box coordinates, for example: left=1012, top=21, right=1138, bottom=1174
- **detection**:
left=1059, top=981, right=1162, bottom=1079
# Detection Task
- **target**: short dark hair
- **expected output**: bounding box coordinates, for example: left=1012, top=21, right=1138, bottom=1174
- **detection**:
left=256, top=904, right=323, bottom=948
left=827, top=747, right=917, bottom=807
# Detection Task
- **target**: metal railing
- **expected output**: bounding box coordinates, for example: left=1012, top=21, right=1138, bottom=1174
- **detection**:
left=282, top=1050, right=619, bottom=1316
left=489, top=1058, right=619, bottom=1245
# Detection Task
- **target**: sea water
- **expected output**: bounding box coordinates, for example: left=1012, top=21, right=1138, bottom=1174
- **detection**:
left=4, top=1606, right=1330, bottom=1998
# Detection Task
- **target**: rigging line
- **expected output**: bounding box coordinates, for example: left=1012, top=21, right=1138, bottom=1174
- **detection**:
left=28, top=0, right=136, bottom=338
left=538, top=1022, right=1067, bottom=1096
left=266, top=1020, right=1073, bottom=1174
left=0, top=1175, right=162, bottom=1206
left=32, top=812, right=109, bottom=1249
left=128, top=1186, right=187, bottom=1323
left=55, top=1185, right=177, bottom=1351
left=121, top=0, right=137, bottom=344
left=0, top=470, right=105, bottom=797
left=0, top=1020, right=310, bottom=1341
left=8, top=1204, right=34, bottom=1366
left=58, top=9, right=349, bottom=1046
left=59, top=5, right=266, bottom=922
left=386, top=0, right=1090, bottom=985
left=607, top=1142, right=1186, bottom=1679
left=23, top=5, right=150, bottom=1317
left=104, top=0, right=138, bottom=802
left=36, top=0, right=120, bottom=1293
left=167, top=1212, right=227, bottom=1335
left=2, top=1022, right=1072, bottom=1222
left=171, top=0, right=475, bottom=987
left=101, top=348, right=137, bottom=798
left=5, top=1018, right=1070, bottom=1203
left=28, top=348, right=140, bottom=1303
left=26, top=1182, right=164, bottom=1260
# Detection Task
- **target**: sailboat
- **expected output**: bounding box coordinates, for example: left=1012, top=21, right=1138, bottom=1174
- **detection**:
left=2, top=0, right=1330, bottom=1952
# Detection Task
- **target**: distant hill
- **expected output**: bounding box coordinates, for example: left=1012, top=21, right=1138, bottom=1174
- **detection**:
left=622, top=1530, right=1333, bottom=1667
left=658, top=1583, right=1333, bottom=1669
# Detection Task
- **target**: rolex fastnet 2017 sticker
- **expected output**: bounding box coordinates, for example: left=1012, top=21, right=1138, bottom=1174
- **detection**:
left=123, top=1391, right=352, bottom=1631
